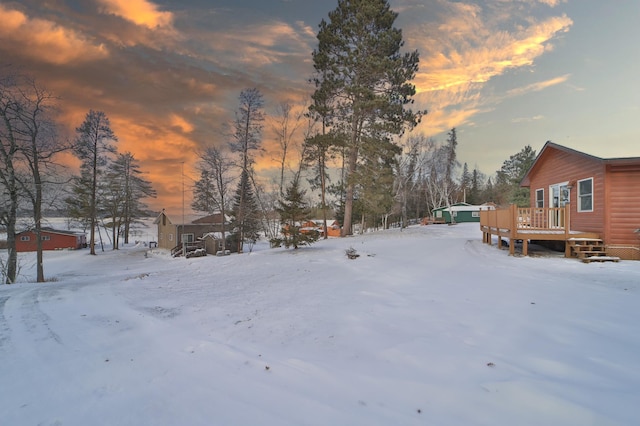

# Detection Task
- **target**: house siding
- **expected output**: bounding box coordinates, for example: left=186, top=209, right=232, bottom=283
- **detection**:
left=607, top=165, right=640, bottom=248
left=156, top=215, right=175, bottom=250
left=154, top=211, right=228, bottom=252
left=16, top=230, right=85, bottom=252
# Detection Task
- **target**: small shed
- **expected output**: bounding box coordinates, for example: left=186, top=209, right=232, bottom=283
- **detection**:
left=16, top=228, right=87, bottom=252
left=432, top=203, right=496, bottom=223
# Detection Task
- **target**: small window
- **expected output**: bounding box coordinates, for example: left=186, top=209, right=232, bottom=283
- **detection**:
left=536, top=189, right=544, bottom=208
left=20, top=236, right=30, bottom=241
left=472, top=211, right=480, bottom=218
left=169, top=234, right=173, bottom=242
left=41, top=235, right=50, bottom=241
left=435, top=211, right=442, bottom=218
left=578, top=178, right=593, bottom=212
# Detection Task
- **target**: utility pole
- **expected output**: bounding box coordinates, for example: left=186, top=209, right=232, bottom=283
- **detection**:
left=182, top=161, right=185, bottom=258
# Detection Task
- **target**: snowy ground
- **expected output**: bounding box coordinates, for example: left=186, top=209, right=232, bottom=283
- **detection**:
left=1, top=223, right=639, bottom=426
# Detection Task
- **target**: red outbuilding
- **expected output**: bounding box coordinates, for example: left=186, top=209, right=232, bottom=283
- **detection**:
left=15, top=228, right=87, bottom=252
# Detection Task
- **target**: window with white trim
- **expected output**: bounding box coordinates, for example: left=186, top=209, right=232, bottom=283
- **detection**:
left=472, top=211, right=480, bottom=218
left=20, top=236, right=30, bottom=241
left=536, top=189, right=544, bottom=208
left=578, top=178, right=593, bottom=212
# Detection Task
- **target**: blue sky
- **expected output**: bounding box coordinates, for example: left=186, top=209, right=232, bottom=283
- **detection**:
left=1, top=0, right=638, bottom=209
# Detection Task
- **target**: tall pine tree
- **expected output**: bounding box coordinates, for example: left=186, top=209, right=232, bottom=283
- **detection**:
left=230, top=170, right=260, bottom=253
left=311, top=0, right=424, bottom=236
left=71, top=110, right=117, bottom=254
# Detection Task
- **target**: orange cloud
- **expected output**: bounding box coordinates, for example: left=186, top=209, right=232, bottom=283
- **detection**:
left=506, top=74, right=571, bottom=97
left=96, top=0, right=174, bottom=29
left=0, top=4, right=108, bottom=65
left=408, top=6, right=573, bottom=136
left=169, top=114, right=195, bottom=134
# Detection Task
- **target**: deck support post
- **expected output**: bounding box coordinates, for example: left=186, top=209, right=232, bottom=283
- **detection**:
left=509, top=204, right=517, bottom=256
left=564, top=203, right=571, bottom=257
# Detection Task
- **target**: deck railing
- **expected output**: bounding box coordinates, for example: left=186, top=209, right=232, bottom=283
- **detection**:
left=480, top=204, right=574, bottom=256
left=480, top=204, right=570, bottom=232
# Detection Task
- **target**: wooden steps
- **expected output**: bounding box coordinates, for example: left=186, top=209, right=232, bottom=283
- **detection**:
left=568, top=238, right=621, bottom=263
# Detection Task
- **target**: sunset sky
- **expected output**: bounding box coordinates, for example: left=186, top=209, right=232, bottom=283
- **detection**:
left=2, top=0, right=639, bottom=213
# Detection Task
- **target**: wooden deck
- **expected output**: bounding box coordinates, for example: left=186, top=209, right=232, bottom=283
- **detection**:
left=479, top=204, right=600, bottom=257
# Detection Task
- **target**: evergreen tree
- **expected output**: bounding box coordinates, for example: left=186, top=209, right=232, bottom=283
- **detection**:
left=228, top=89, right=265, bottom=247
left=71, top=110, right=117, bottom=254
left=354, top=135, right=398, bottom=230
left=272, top=179, right=318, bottom=249
left=495, top=145, right=537, bottom=207
left=230, top=170, right=260, bottom=253
left=468, top=166, right=485, bottom=205
left=460, top=162, right=471, bottom=203
left=483, top=177, right=497, bottom=204
left=312, top=0, right=424, bottom=236
left=108, top=152, right=156, bottom=245
left=192, top=169, right=216, bottom=213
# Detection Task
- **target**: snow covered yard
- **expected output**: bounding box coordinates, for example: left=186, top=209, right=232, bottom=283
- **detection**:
left=1, top=223, right=639, bottom=425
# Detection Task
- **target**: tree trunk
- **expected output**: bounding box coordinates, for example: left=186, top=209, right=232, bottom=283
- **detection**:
left=34, top=172, right=45, bottom=282
left=90, top=143, right=97, bottom=255
left=342, top=139, right=359, bottom=237
left=5, top=202, right=17, bottom=284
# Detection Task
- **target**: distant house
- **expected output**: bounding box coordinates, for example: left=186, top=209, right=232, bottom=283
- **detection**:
left=15, top=228, right=87, bottom=252
left=300, top=219, right=342, bottom=237
left=154, top=210, right=230, bottom=256
left=481, top=142, right=640, bottom=260
left=431, top=203, right=496, bottom=223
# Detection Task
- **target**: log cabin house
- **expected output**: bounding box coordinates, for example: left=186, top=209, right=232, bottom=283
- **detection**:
left=480, top=142, right=640, bottom=261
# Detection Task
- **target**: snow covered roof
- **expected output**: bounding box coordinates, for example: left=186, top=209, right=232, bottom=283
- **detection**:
left=16, top=227, right=85, bottom=237
left=433, top=203, right=495, bottom=212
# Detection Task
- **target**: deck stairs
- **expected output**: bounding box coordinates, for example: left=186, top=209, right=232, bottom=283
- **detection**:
left=171, top=241, right=206, bottom=258
left=568, top=238, right=620, bottom=263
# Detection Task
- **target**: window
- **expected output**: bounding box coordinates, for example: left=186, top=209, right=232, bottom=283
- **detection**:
left=20, top=236, right=30, bottom=241
left=472, top=211, right=480, bottom=218
left=435, top=211, right=442, bottom=218
left=41, top=235, right=50, bottom=241
left=169, top=234, right=173, bottom=242
left=536, top=189, right=544, bottom=208
left=578, top=178, right=593, bottom=212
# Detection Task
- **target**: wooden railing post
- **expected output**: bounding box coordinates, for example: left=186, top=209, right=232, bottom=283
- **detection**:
left=509, top=204, right=516, bottom=255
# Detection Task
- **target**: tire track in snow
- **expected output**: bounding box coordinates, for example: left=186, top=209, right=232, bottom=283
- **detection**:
left=20, top=287, right=63, bottom=345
